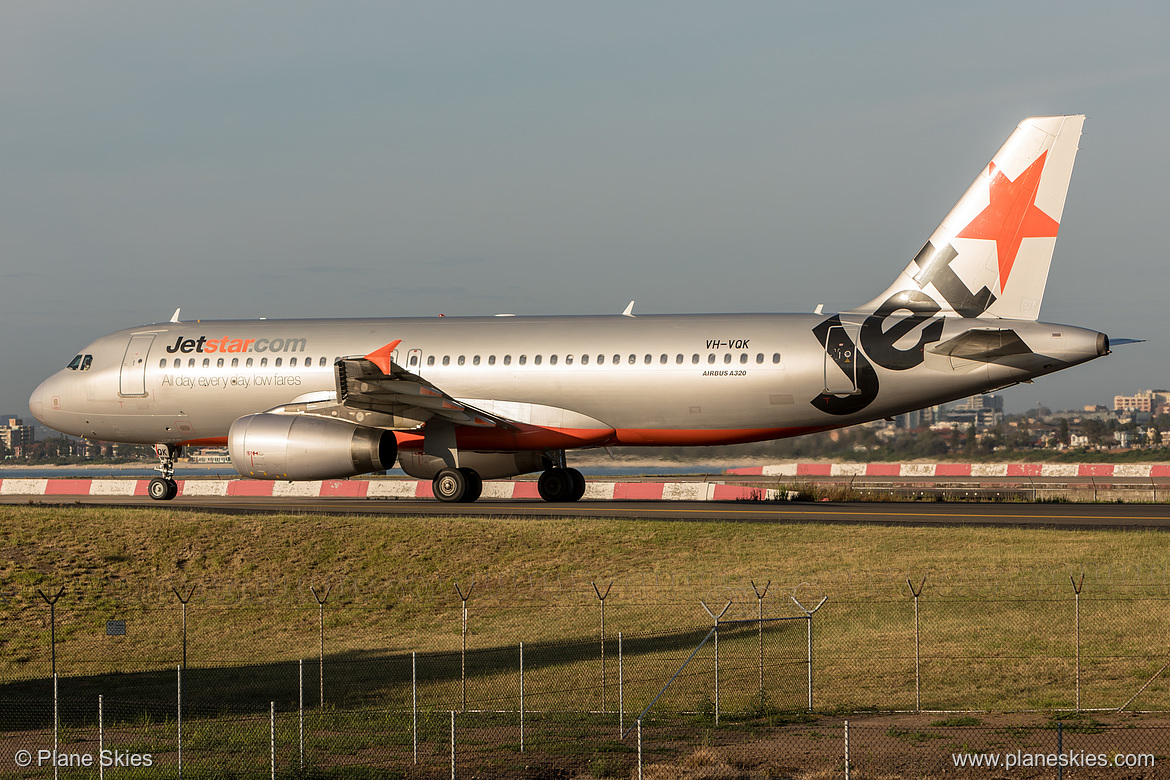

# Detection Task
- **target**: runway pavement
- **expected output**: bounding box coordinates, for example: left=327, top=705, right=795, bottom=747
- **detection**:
left=5, top=492, right=1170, bottom=529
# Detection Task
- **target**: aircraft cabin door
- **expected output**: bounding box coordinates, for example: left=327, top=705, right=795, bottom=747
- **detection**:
left=823, top=325, right=860, bottom=395
left=406, top=348, right=423, bottom=374
left=119, top=334, right=155, bottom=397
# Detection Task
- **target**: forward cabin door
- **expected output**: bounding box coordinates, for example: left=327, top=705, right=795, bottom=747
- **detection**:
left=119, top=334, right=155, bottom=396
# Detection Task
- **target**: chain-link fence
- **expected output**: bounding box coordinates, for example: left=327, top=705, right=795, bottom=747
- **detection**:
left=4, top=573, right=1170, bottom=776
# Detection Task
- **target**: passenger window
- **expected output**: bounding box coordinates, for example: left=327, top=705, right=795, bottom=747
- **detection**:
left=160, top=359, right=167, bottom=369
left=756, top=353, right=764, bottom=364
left=473, top=355, right=480, bottom=366
left=773, top=353, right=781, bottom=364
left=723, top=354, right=731, bottom=364
left=659, top=354, right=667, bottom=365
left=290, top=357, right=297, bottom=367
left=597, top=355, right=605, bottom=364
left=504, top=355, right=512, bottom=366
left=644, top=354, right=652, bottom=365
left=565, top=354, right=573, bottom=365
left=534, top=355, right=543, bottom=365
left=218, top=358, right=225, bottom=368
left=247, top=358, right=254, bottom=367
left=174, top=358, right=181, bottom=368
left=488, top=355, right=496, bottom=366
left=260, top=358, right=268, bottom=367
left=739, top=353, right=747, bottom=364
left=427, top=356, right=435, bottom=367
left=442, top=356, right=450, bottom=366
left=519, top=355, right=527, bottom=365
left=409, top=354, right=418, bottom=367
left=321, top=357, right=328, bottom=367
left=581, top=354, right=589, bottom=365
left=203, top=358, right=210, bottom=368
left=707, top=354, right=715, bottom=364
left=275, top=358, right=282, bottom=367
left=675, top=354, right=683, bottom=364
left=189, top=358, right=196, bottom=368
left=614, top=355, right=621, bottom=365
left=457, top=356, right=465, bottom=366
left=549, top=355, right=558, bottom=365
left=692, top=354, right=699, bottom=364
left=628, top=354, right=636, bottom=365
left=232, top=358, right=239, bottom=368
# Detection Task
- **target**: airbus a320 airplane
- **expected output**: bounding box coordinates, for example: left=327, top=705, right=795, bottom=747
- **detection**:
left=30, top=116, right=1114, bottom=502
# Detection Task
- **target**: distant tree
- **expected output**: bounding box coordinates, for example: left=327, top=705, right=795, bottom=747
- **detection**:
left=1059, top=418, right=1070, bottom=446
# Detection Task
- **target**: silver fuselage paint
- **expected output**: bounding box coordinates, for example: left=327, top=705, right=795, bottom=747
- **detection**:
left=29, top=313, right=1104, bottom=449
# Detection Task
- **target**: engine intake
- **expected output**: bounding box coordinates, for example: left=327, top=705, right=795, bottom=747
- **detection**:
left=228, top=414, right=396, bottom=480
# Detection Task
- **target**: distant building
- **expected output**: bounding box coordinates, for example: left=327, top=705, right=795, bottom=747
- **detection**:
left=0, top=417, right=35, bottom=455
left=942, top=394, right=1004, bottom=427
left=1114, top=390, right=1170, bottom=415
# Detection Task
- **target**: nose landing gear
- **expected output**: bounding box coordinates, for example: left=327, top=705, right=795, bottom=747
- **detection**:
left=148, top=444, right=182, bottom=501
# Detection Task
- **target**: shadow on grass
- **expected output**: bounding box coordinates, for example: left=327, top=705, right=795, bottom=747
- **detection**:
left=1, top=620, right=804, bottom=731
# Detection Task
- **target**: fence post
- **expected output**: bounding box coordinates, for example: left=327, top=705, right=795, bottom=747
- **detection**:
left=593, top=581, right=613, bottom=712
left=519, top=641, right=525, bottom=753
left=618, top=632, right=624, bottom=737
left=310, top=585, right=331, bottom=708
left=1070, top=574, right=1083, bottom=711
left=791, top=587, right=827, bottom=713
left=412, top=651, right=418, bottom=764
left=298, top=659, right=304, bottom=770
left=270, top=701, right=275, bottom=780
left=454, top=581, right=474, bottom=712
left=637, top=718, right=643, bottom=780
left=177, top=665, right=183, bottom=779
left=450, top=710, right=456, bottom=780
left=751, top=580, right=771, bottom=711
left=701, top=600, right=732, bottom=726
left=37, top=586, right=64, bottom=780
left=908, top=577, right=926, bottom=711
left=844, top=719, right=850, bottom=780
left=99, top=695, right=104, bottom=780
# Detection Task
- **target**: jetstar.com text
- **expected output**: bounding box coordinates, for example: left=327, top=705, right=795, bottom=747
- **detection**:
left=165, top=336, right=308, bottom=355
left=953, top=750, right=1154, bottom=770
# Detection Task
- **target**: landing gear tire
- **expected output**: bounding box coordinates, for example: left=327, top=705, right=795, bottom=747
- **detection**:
left=457, top=468, right=483, bottom=503
left=433, top=468, right=469, bottom=503
left=149, top=477, right=177, bottom=501
left=539, top=467, right=585, bottom=502
left=567, top=468, right=586, bottom=501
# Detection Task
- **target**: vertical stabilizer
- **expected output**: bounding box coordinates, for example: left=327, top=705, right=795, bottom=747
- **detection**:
left=855, top=115, right=1084, bottom=321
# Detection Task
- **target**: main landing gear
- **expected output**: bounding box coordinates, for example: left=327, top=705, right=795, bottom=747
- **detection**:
left=430, top=465, right=586, bottom=503
left=148, top=444, right=182, bottom=501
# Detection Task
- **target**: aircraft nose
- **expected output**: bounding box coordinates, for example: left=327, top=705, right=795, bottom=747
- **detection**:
left=28, top=379, right=48, bottom=425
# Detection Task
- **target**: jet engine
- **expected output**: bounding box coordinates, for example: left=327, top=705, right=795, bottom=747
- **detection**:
left=228, top=413, right=397, bottom=480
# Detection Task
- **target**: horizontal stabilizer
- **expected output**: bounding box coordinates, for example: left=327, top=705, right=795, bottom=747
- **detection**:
left=929, top=328, right=1032, bottom=362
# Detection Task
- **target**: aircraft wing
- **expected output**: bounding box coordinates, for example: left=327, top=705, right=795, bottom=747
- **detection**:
left=333, top=340, right=507, bottom=429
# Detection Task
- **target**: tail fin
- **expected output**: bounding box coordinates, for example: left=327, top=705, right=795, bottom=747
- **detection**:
left=856, top=115, right=1084, bottom=321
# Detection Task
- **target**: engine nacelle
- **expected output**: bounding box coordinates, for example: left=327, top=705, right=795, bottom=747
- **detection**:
left=228, top=413, right=397, bottom=480
left=398, top=449, right=549, bottom=480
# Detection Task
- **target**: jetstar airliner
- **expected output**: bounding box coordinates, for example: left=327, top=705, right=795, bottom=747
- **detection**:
left=29, top=116, right=1116, bottom=502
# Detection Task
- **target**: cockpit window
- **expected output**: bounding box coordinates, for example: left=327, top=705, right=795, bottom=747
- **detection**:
left=67, top=355, right=83, bottom=370
left=80, top=355, right=93, bottom=371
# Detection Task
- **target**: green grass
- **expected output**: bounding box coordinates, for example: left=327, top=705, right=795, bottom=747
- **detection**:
left=3, top=505, right=1170, bottom=719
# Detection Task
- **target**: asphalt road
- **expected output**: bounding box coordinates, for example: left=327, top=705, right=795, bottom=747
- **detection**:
left=6, top=494, right=1170, bottom=528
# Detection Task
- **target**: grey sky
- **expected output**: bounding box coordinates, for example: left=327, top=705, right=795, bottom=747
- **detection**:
left=3, top=2, right=1168, bottom=418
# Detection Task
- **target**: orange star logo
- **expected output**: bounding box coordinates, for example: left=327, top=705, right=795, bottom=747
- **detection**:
left=956, top=151, right=1059, bottom=293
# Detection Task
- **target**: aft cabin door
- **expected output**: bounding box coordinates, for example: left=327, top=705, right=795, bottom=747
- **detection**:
left=823, top=325, right=859, bottom=395
left=119, top=334, right=155, bottom=396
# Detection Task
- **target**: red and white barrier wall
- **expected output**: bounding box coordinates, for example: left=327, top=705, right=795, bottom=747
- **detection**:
left=725, top=463, right=1170, bottom=477
left=0, top=478, right=777, bottom=501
